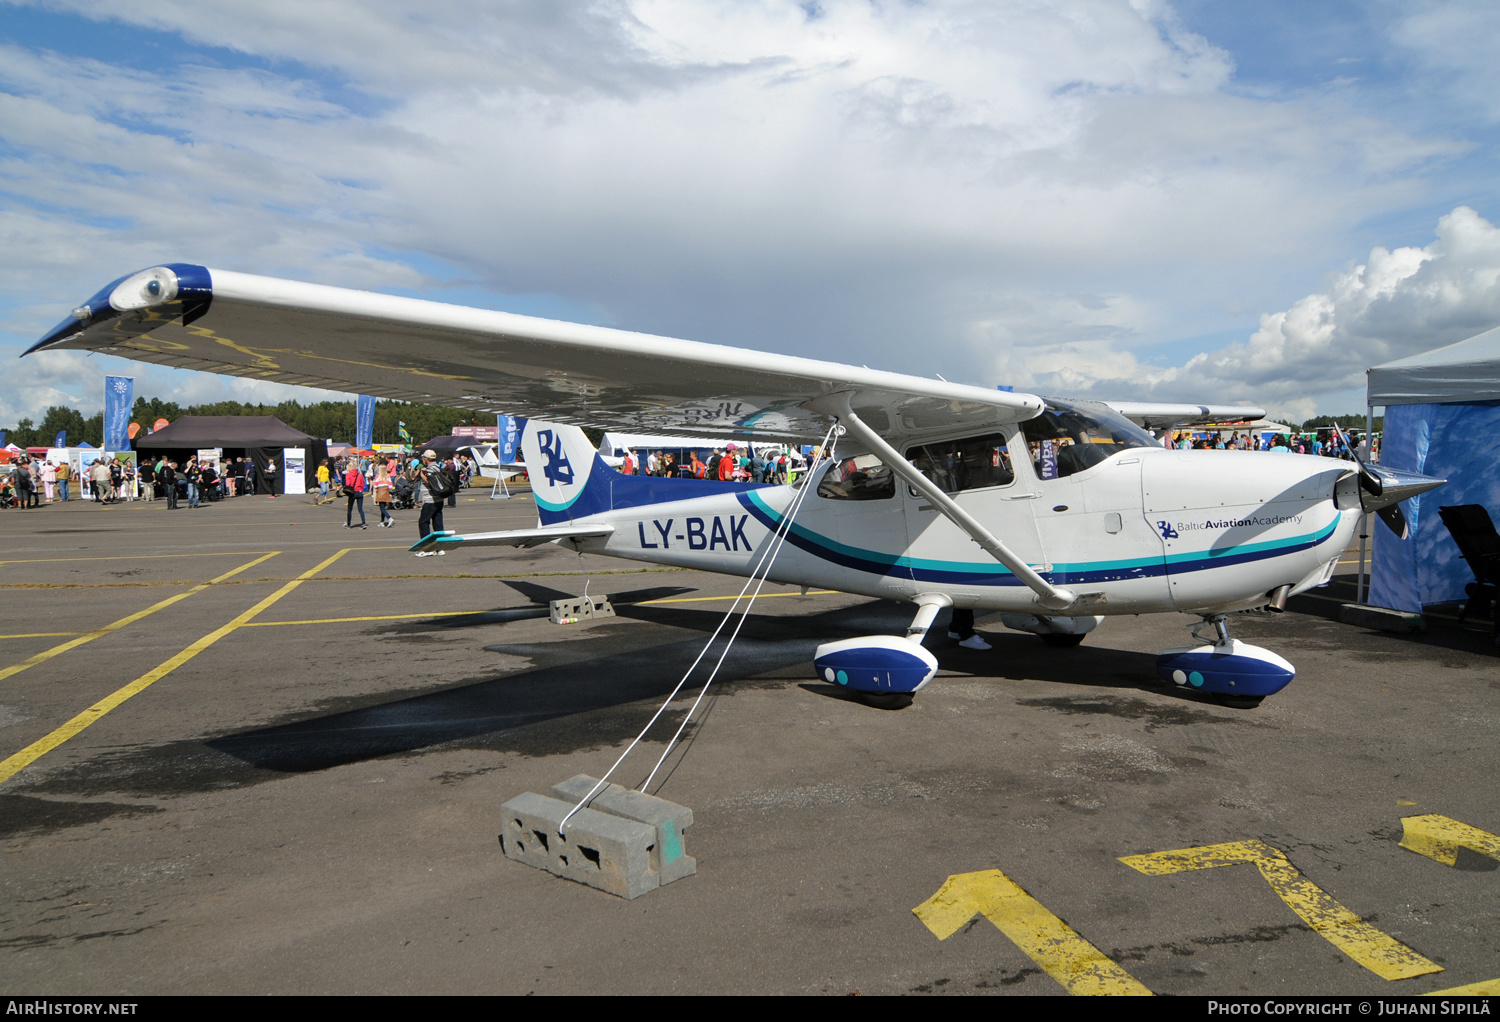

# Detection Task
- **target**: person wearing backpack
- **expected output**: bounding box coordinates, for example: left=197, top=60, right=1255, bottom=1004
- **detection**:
left=411, top=450, right=451, bottom=555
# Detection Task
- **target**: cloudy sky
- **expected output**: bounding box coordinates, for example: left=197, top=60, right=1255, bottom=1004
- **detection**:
left=2, top=0, right=1499, bottom=425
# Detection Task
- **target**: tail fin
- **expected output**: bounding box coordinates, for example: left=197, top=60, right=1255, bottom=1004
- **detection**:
left=522, top=422, right=609, bottom=524
left=522, top=421, right=769, bottom=525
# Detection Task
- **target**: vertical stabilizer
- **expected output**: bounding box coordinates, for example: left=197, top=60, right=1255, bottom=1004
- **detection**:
left=521, top=421, right=773, bottom=525
left=522, top=422, right=607, bottom=524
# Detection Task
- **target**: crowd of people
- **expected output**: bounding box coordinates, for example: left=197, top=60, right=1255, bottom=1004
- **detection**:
left=617, top=444, right=806, bottom=483
left=307, top=450, right=477, bottom=544
left=0, top=453, right=140, bottom=507
left=2, top=427, right=1372, bottom=517
left=1165, top=429, right=1373, bottom=459
left=1, top=449, right=479, bottom=521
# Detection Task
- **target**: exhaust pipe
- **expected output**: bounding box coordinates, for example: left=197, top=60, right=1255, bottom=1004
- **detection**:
left=1266, top=585, right=1291, bottom=613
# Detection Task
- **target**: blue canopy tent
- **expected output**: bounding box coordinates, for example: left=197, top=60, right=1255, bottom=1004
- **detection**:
left=1365, top=326, right=1500, bottom=613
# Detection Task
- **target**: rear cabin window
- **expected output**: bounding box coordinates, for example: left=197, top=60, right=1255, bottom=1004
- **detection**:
left=903, top=434, right=1014, bottom=496
left=816, top=454, right=896, bottom=500
left=1021, top=398, right=1156, bottom=479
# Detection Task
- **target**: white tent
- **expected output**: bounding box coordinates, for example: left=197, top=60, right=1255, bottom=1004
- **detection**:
left=1367, top=325, right=1500, bottom=406
left=599, top=432, right=783, bottom=458
left=1363, top=324, right=1500, bottom=613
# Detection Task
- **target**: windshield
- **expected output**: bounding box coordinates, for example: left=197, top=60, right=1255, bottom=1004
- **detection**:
left=1022, top=398, right=1156, bottom=479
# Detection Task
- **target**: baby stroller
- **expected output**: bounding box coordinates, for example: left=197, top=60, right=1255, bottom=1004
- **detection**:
left=390, top=476, right=417, bottom=510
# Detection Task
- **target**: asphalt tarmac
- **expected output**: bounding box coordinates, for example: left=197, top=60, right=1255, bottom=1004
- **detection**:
left=1, top=487, right=1496, bottom=995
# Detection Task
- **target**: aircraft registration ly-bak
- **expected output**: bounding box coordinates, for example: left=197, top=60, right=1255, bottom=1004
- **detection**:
left=28, top=264, right=1444, bottom=708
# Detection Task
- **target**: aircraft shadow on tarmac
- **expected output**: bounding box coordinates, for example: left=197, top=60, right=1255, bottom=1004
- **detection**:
left=200, top=599, right=1211, bottom=778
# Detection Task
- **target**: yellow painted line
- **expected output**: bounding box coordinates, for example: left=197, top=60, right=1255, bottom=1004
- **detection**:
left=1120, top=840, right=1442, bottom=981
left=1400, top=814, right=1500, bottom=867
left=0, top=550, right=276, bottom=566
left=1426, top=978, right=1500, bottom=996
left=638, top=590, right=838, bottom=605
left=0, top=549, right=349, bottom=787
left=244, top=610, right=484, bottom=627
left=0, top=632, right=87, bottom=639
left=0, top=552, right=280, bottom=684
left=914, top=870, right=1152, bottom=996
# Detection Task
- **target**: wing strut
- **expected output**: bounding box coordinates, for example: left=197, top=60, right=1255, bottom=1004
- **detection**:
left=814, top=394, right=1078, bottom=611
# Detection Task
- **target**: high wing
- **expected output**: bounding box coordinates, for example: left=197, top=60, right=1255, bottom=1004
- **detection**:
left=1105, top=402, right=1265, bottom=429
left=28, top=264, right=1046, bottom=443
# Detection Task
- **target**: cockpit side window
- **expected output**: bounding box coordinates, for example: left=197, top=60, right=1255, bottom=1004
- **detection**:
left=816, top=453, right=895, bottom=500
left=902, top=433, right=1014, bottom=495
left=1022, top=398, right=1155, bottom=479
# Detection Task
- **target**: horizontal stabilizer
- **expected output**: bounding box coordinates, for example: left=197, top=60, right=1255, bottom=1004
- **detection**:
left=409, top=524, right=614, bottom=553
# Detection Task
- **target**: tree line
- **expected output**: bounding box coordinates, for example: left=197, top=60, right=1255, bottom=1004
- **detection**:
left=2, top=397, right=491, bottom=449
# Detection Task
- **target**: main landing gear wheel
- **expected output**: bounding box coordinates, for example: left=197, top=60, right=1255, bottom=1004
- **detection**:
left=1156, top=615, right=1295, bottom=708
left=1040, top=633, right=1086, bottom=648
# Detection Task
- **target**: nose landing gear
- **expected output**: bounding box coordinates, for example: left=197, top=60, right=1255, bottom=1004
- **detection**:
left=1156, top=614, right=1295, bottom=709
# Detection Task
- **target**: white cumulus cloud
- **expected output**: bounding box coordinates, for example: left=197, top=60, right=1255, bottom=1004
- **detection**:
left=1003, top=206, right=1500, bottom=419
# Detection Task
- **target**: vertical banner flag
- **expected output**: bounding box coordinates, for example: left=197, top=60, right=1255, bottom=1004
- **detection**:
left=0, top=431, right=6, bottom=446
left=1040, top=439, right=1058, bottom=479
left=55, top=430, right=67, bottom=448
left=103, top=376, right=133, bottom=450
left=355, top=395, right=376, bottom=450
left=498, top=415, right=524, bottom=464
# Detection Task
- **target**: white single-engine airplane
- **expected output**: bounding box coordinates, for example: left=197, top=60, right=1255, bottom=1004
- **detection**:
left=29, top=264, right=1443, bottom=708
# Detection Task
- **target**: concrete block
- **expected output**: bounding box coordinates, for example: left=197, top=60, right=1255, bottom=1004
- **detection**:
left=549, top=595, right=615, bottom=625
left=551, top=774, right=697, bottom=885
left=499, top=792, right=659, bottom=900
left=1340, top=603, right=1426, bottom=634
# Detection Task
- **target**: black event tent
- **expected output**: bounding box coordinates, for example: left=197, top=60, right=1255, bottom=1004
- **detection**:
left=417, top=434, right=492, bottom=455
left=134, top=416, right=328, bottom=494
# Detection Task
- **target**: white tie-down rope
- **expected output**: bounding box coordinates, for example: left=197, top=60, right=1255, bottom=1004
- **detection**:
left=559, top=422, right=839, bottom=832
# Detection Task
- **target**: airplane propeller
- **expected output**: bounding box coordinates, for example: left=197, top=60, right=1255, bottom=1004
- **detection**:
left=1332, top=424, right=1440, bottom=541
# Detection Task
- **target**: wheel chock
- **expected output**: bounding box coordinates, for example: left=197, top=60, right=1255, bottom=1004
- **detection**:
left=550, top=774, right=696, bottom=885
left=499, top=792, right=659, bottom=899
left=549, top=595, right=615, bottom=625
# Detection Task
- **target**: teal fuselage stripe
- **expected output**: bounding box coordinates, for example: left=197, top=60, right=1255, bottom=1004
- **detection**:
left=737, top=490, right=1337, bottom=587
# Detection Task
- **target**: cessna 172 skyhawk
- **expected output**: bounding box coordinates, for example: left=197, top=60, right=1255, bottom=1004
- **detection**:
left=28, top=264, right=1443, bottom=707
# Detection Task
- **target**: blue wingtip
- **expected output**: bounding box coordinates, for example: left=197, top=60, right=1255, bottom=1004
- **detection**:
left=408, top=530, right=457, bottom=552
left=23, top=263, right=213, bottom=356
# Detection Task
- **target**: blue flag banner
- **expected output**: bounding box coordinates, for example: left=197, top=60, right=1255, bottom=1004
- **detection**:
left=0, top=431, right=6, bottom=447
left=103, top=376, right=133, bottom=450
left=55, top=430, right=67, bottom=448
left=498, top=415, right=525, bottom=464
left=355, top=395, right=376, bottom=450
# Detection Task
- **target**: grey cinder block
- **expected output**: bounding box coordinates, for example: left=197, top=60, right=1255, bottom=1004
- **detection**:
left=549, top=595, right=616, bottom=625
left=499, top=791, right=659, bottom=899
left=551, top=775, right=697, bottom=885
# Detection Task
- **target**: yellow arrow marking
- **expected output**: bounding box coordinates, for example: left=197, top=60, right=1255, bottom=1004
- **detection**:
left=0, top=550, right=347, bottom=787
left=913, top=870, right=1152, bottom=996
left=1119, top=839, right=1442, bottom=981
left=0, top=552, right=280, bottom=684
left=1400, top=814, right=1500, bottom=867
